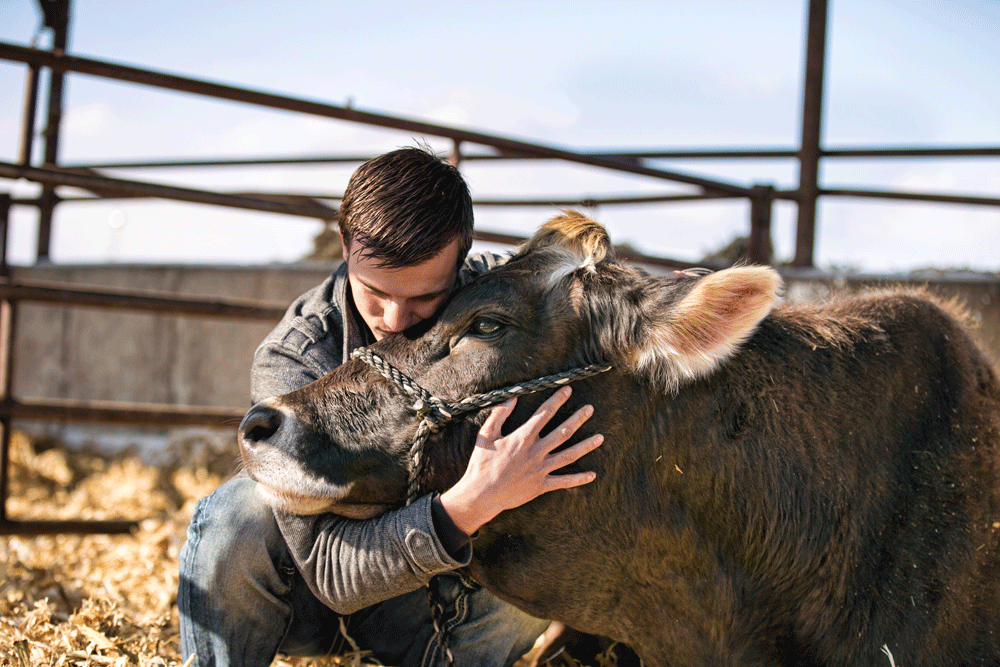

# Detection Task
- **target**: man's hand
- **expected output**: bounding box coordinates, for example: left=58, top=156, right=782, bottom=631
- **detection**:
left=439, top=386, right=603, bottom=538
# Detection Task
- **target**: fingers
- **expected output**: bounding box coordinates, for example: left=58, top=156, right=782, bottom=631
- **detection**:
left=542, top=403, right=595, bottom=451
left=541, top=434, right=604, bottom=492
left=547, top=433, right=604, bottom=470
left=481, top=386, right=604, bottom=491
left=545, top=468, right=598, bottom=491
left=479, top=397, right=517, bottom=439
left=520, top=385, right=575, bottom=436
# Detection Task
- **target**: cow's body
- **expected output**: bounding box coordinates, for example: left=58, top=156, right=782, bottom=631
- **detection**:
left=240, top=213, right=1000, bottom=666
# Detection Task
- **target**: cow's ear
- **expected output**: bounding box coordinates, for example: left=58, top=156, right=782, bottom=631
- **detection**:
left=610, top=266, right=783, bottom=392
left=520, top=211, right=613, bottom=265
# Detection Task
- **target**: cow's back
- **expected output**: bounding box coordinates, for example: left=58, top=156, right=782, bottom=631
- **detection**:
left=653, top=290, right=1000, bottom=664
left=713, top=293, right=1000, bottom=665
left=473, top=289, right=1000, bottom=666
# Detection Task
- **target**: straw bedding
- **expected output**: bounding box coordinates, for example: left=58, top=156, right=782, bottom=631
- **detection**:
left=0, top=430, right=345, bottom=667
left=1, top=430, right=617, bottom=667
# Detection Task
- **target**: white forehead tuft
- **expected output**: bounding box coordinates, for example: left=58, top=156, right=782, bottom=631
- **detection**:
left=545, top=248, right=597, bottom=288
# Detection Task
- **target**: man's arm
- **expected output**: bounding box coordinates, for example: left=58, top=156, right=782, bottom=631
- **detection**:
left=275, top=494, right=470, bottom=615
left=275, top=386, right=603, bottom=614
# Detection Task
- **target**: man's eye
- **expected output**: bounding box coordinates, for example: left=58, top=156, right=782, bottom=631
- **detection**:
left=469, top=317, right=503, bottom=338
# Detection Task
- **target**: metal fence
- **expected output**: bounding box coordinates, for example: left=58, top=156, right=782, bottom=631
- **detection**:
left=0, top=0, right=997, bottom=533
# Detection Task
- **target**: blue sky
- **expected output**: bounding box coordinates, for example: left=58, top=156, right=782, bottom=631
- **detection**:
left=0, top=0, right=997, bottom=272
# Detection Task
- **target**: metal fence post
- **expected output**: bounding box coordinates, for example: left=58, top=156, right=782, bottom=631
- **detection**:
left=35, top=0, right=72, bottom=264
left=748, top=185, right=775, bottom=265
left=19, top=60, right=41, bottom=166
left=0, top=194, right=13, bottom=525
left=794, top=0, right=829, bottom=268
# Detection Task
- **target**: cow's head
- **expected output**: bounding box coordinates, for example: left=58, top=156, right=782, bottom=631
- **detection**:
left=239, top=212, right=782, bottom=517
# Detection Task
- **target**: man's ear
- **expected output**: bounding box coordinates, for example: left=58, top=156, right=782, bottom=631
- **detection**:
left=338, top=229, right=351, bottom=259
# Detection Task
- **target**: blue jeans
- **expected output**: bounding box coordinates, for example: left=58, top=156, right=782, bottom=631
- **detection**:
left=178, top=477, right=547, bottom=666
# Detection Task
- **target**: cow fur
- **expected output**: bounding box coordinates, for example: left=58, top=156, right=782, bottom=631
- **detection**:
left=243, top=212, right=1000, bottom=666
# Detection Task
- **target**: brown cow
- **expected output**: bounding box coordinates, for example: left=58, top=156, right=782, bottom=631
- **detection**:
left=240, top=212, right=1000, bottom=666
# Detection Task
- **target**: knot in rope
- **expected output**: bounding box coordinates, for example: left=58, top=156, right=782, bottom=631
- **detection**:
left=350, top=346, right=611, bottom=504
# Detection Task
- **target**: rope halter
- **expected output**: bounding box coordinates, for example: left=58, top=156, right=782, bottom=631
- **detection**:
left=350, top=347, right=612, bottom=504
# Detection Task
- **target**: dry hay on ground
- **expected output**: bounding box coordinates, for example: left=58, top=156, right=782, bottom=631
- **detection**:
left=1, top=431, right=618, bottom=667
left=0, top=430, right=352, bottom=667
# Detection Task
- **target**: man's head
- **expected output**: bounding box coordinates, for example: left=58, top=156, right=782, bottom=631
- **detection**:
left=337, top=147, right=474, bottom=340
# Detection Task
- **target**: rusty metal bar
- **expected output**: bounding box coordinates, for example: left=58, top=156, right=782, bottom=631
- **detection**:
left=0, top=161, right=339, bottom=220
left=61, top=145, right=1000, bottom=170
left=448, top=140, right=462, bottom=168
left=748, top=185, right=775, bottom=265
left=0, top=41, right=751, bottom=197
left=472, top=192, right=735, bottom=207
left=66, top=155, right=376, bottom=169
left=823, top=146, right=1000, bottom=158
left=472, top=230, right=722, bottom=271
left=599, top=147, right=1000, bottom=159
left=0, top=277, right=288, bottom=319
left=62, top=150, right=793, bottom=169
left=819, top=188, right=1000, bottom=208
left=0, top=194, right=9, bottom=275
left=42, top=182, right=1000, bottom=213
left=793, top=0, right=829, bottom=268
left=29, top=189, right=738, bottom=209
left=770, top=187, right=1000, bottom=208
left=35, top=0, right=72, bottom=263
left=0, top=397, right=245, bottom=427
left=18, top=62, right=42, bottom=166
left=0, top=194, right=12, bottom=524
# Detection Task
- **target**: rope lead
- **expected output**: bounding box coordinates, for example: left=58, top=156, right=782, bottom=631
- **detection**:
left=350, top=347, right=611, bottom=505
left=349, top=346, right=610, bottom=667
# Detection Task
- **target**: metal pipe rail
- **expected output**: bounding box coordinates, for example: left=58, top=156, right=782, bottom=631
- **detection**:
left=769, top=187, right=1000, bottom=208
left=0, top=276, right=289, bottom=319
left=0, top=397, right=245, bottom=428
left=0, top=161, right=339, bottom=220
left=61, top=145, right=1000, bottom=170
left=472, top=230, right=724, bottom=271
left=0, top=40, right=751, bottom=198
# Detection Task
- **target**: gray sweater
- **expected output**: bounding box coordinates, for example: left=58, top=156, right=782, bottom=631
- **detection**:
left=251, top=253, right=505, bottom=614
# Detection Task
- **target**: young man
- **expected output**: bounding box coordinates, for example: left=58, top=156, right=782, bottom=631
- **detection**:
left=178, top=147, right=603, bottom=666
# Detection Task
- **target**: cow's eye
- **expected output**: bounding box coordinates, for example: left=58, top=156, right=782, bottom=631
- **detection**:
left=469, top=317, right=503, bottom=338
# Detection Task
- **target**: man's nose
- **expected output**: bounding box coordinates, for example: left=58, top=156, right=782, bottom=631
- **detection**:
left=382, top=299, right=411, bottom=332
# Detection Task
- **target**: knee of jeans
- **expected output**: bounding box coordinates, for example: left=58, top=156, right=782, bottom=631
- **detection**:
left=183, top=477, right=287, bottom=580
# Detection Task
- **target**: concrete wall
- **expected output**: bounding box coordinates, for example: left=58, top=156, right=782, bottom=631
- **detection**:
left=10, top=263, right=334, bottom=408
left=7, top=263, right=998, bottom=460
left=8, top=263, right=336, bottom=464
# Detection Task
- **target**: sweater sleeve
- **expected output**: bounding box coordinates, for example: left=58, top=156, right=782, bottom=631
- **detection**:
left=274, top=494, right=472, bottom=614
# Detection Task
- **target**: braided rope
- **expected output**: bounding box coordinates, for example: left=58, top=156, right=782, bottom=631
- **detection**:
left=426, top=585, right=456, bottom=666
left=350, top=346, right=610, bottom=667
left=350, top=347, right=611, bottom=504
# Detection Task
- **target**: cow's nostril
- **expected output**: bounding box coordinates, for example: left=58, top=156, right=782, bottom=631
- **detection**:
left=240, top=405, right=283, bottom=444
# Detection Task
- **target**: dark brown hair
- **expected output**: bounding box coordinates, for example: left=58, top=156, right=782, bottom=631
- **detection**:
left=338, top=146, right=474, bottom=269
